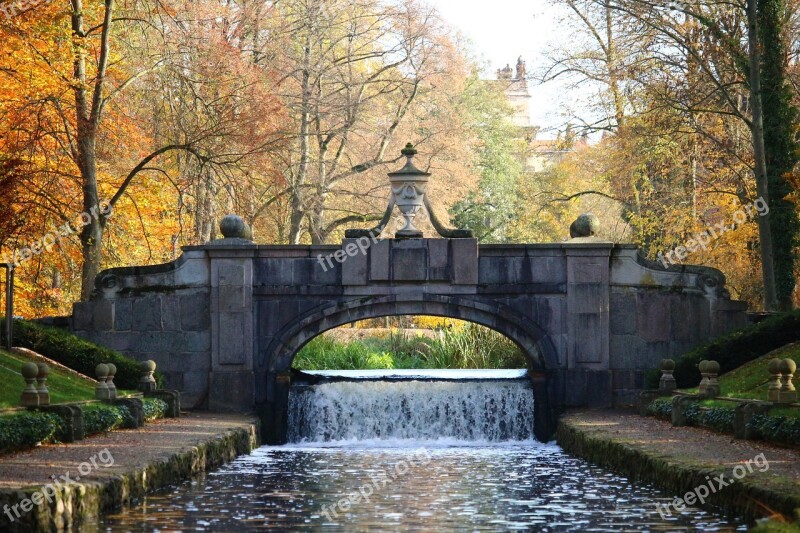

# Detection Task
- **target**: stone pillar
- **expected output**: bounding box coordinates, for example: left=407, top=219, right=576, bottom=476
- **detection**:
left=20, top=362, right=39, bottom=407
left=208, top=246, right=255, bottom=411
left=659, top=359, right=676, bottom=392
left=778, top=359, right=797, bottom=404
left=36, top=363, right=50, bottom=405
left=95, top=363, right=111, bottom=400
left=564, top=244, right=612, bottom=406
left=768, top=358, right=783, bottom=402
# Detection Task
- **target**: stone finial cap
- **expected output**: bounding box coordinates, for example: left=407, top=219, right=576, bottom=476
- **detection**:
left=36, top=362, right=49, bottom=377
left=95, top=363, right=109, bottom=378
left=107, top=363, right=117, bottom=376
left=706, top=360, right=720, bottom=374
left=219, top=215, right=253, bottom=240
left=21, top=362, right=38, bottom=379
left=141, top=360, right=157, bottom=372
left=768, top=358, right=782, bottom=373
left=660, top=359, right=675, bottom=371
left=779, top=358, right=796, bottom=374
left=569, top=213, right=600, bottom=238
left=698, top=360, right=709, bottom=373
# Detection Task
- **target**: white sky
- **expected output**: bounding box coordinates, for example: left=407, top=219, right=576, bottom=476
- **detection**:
left=424, top=0, right=571, bottom=138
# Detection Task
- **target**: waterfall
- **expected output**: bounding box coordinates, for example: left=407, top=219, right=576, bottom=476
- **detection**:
left=287, top=371, right=535, bottom=443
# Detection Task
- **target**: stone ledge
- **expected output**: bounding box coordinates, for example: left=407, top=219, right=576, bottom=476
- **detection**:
left=0, top=413, right=260, bottom=532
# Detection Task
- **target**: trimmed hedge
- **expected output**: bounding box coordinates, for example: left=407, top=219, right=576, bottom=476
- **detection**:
left=687, top=405, right=737, bottom=433
left=646, top=397, right=673, bottom=420
left=646, top=310, right=800, bottom=388
left=9, top=319, right=149, bottom=389
left=143, top=398, right=168, bottom=422
left=748, top=414, right=800, bottom=447
left=83, top=404, right=126, bottom=435
left=0, top=411, right=60, bottom=453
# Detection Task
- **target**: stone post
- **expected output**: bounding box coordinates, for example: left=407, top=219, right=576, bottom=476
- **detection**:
left=659, top=359, right=676, bottom=392
left=767, top=358, right=783, bottom=402
left=106, top=363, right=117, bottom=399
left=698, top=360, right=710, bottom=395
left=20, top=362, right=39, bottom=407
left=208, top=215, right=255, bottom=411
left=778, top=359, right=796, bottom=404
left=95, top=363, right=111, bottom=400
left=36, top=362, right=50, bottom=405
left=564, top=243, right=612, bottom=407
left=138, top=360, right=157, bottom=392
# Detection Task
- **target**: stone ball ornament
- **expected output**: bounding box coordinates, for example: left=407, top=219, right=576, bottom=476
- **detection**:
left=219, top=214, right=253, bottom=240
left=569, top=213, right=600, bottom=238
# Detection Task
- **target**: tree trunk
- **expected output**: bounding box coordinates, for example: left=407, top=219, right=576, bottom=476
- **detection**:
left=746, top=0, right=779, bottom=311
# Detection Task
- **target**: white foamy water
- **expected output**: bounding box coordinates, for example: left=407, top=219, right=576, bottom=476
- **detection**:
left=287, top=377, right=535, bottom=443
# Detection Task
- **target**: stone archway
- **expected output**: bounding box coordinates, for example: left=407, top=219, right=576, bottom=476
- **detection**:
left=261, top=294, right=560, bottom=443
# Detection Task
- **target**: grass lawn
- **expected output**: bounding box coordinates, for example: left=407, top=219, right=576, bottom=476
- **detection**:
left=679, top=342, right=800, bottom=420
left=0, top=349, right=99, bottom=408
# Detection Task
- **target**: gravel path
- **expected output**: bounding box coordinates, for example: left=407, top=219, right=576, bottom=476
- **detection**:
left=0, top=412, right=257, bottom=488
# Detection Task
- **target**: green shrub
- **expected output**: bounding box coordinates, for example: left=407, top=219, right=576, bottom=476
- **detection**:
left=646, top=397, right=673, bottom=420
left=83, top=404, right=125, bottom=435
left=0, top=411, right=61, bottom=453
left=694, top=406, right=736, bottom=433
left=748, top=414, right=800, bottom=446
left=9, top=319, right=151, bottom=389
left=142, top=398, right=168, bottom=421
left=646, top=310, right=800, bottom=388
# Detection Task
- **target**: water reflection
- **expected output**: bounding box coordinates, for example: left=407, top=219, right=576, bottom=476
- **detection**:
left=96, top=441, right=746, bottom=532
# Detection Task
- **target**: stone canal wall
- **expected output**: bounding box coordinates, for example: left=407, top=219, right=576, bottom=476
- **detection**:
left=0, top=413, right=260, bottom=532
left=557, top=410, right=800, bottom=522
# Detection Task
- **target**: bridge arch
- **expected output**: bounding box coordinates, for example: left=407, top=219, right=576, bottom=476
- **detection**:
left=266, top=294, right=559, bottom=375
left=262, top=294, right=560, bottom=443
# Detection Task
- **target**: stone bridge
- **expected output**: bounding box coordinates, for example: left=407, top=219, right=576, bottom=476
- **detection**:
left=71, top=225, right=746, bottom=441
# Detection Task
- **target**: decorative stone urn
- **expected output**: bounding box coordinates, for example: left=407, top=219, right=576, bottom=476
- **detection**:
left=387, top=143, right=430, bottom=238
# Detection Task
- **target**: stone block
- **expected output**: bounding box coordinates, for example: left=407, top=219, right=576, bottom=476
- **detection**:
left=218, top=314, right=246, bottom=365
left=209, top=370, right=255, bottom=411
left=528, top=256, right=566, bottom=285
left=180, top=293, right=210, bottom=331
left=161, top=296, right=181, bottom=331
left=93, top=300, right=114, bottom=331
left=369, top=239, right=391, bottom=281
left=636, top=291, right=671, bottom=342
left=609, top=335, right=647, bottom=369
left=451, top=239, right=478, bottom=285
left=113, top=397, right=144, bottom=427
left=563, top=369, right=612, bottom=407
left=568, top=283, right=607, bottom=314
left=392, top=243, right=427, bottom=281
left=72, top=302, right=93, bottom=331
left=428, top=239, right=448, bottom=269
left=219, top=284, right=246, bottom=311
left=610, top=290, right=637, bottom=335
left=132, top=297, right=161, bottom=331
left=114, top=299, right=132, bottom=331
left=571, top=313, right=606, bottom=364
left=341, top=239, right=369, bottom=285
left=567, top=258, right=608, bottom=284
